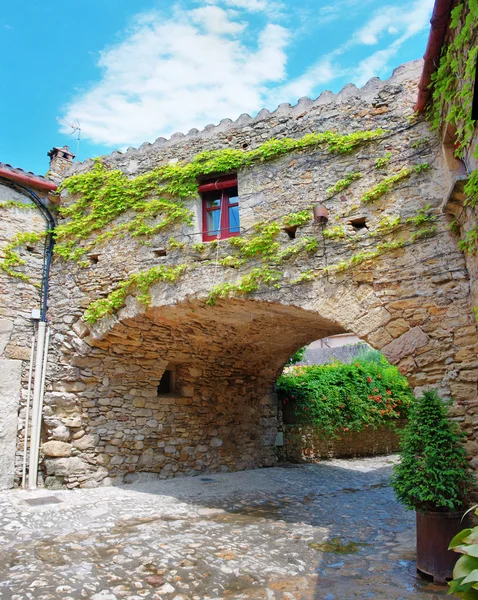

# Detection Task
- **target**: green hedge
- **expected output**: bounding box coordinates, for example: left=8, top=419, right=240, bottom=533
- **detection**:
left=276, top=350, right=414, bottom=437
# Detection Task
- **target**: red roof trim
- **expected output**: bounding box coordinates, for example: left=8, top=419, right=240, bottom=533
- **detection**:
left=415, top=0, right=454, bottom=113
left=0, top=164, right=57, bottom=192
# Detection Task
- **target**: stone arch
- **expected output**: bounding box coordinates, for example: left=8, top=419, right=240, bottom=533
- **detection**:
left=43, top=239, right=478, bottom=487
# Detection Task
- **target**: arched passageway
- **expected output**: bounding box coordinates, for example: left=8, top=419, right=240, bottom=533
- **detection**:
left=43, top=253, right=478, bottom=487
left=56, top=299, right=345, bottom=484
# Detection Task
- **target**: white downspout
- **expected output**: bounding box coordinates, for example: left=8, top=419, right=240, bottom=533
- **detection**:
left=21, top=329, right=36, bottom=488
left=28, top=322, right=47, bottom=489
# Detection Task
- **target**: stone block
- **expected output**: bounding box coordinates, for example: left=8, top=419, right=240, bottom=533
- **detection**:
left=73, top=434, right=99, bottom=451
left=41, top=441, right=72, bottom=458
left=0, top=320, right=13, bottom=355
left=51, top=425, right=70, bottom=441
left=53, top=381, right=86, bottom=392
left=382, top=327, right=429, bottom=364
left=385, top=319, right=410, bottom=338
left=44, top=457, right=87, bottom=477
left=0, top=359, right=21, bottom=490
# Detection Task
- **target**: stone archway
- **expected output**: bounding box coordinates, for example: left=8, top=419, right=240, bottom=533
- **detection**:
left=42, top=235, right=478, bottom=488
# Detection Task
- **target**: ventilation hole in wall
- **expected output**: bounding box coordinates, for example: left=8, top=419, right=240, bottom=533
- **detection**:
left=242, top=143, right=249, bottom=149
left=349, top=217, right=367, bottom=230
left=152, top=248, right=167, bottom=258
left=157, top=369, right=174, bottom=395
left=284, top=226, right=297, bottom=239
left=88, top=254, right=100, bottom=264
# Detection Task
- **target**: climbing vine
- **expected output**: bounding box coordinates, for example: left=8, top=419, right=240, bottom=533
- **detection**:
left=0, top=231, right=45, bottom=281
left=427, top=0, right=478, bottom=317
left=428, top=1, right=478, bottom=156
left=55, top=129, right=385, bottom=263
left=326, top=172, right=361, bottom=196
left=83, top=264, right=187, bottom=323
left=1, top=122, right=438, bottom=321
left=360, top=164, right=429, bottom=204
left=0, top=200, right=36, bottom=210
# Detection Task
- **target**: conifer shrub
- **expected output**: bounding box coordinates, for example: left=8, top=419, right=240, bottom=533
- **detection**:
left=391, top=390, right=473, bottom=513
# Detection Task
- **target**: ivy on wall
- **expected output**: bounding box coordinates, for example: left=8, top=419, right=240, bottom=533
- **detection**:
left=427, top=1, right=478, bottom=318
left=1, top=125, right=436, bottom=321
left=428, top=1, right=478, bottom=156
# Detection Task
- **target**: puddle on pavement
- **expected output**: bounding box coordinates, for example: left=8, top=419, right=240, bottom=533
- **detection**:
left=309, top=537, right=370, bottom=554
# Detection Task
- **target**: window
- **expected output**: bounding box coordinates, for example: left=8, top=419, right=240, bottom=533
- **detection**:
left=472, top=58, right=478, bottom=121
left=157, top=368, right=175, bottom=395
left=199, top=176, right=240, bottom=242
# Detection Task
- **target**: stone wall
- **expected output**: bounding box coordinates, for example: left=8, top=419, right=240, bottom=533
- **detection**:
left=431, top=3, right=478, bottom=311
left=3, top=59, right=478, bottom=489
left=284, top=422, right=405, bottom=462
left=300, top=343, right=370, bottom=366
left=0, top=183, right=47, bottom=489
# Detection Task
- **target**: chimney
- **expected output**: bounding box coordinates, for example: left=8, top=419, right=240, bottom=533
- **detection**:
left=47, top=145, right=75, bottom=183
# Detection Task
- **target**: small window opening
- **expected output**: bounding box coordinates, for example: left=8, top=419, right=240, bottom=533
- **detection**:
left=152, top=248, right=167, bottom=258
left=157, top=369, right=175, bottom=395
left=284, top=226, right=297, bottom=239
left=349, top=217, right=367, bottom=230
left=472, top=58, right=478, bottom=121
left=88, top=254, right=100, bottom=264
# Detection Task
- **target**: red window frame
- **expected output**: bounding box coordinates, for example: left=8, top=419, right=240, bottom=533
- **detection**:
left=199, top=176, right=240, bottom=242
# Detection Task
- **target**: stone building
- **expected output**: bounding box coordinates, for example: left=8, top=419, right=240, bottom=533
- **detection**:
left=0, top=0, right=477, bottom=490
left=0, top=161, right=58, bottom=489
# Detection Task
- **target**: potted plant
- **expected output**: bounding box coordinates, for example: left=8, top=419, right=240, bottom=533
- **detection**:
left=390, top=389, right=474, bottom=583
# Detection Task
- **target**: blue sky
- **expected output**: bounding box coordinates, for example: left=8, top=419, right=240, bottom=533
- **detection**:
left=0, top=0, right=434, bottom=175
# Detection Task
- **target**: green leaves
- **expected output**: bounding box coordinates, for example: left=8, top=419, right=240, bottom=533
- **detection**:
left=55, top=128, right=384, bottom=263
left=0, top=230, right=46, bottom=281
left=277, top=351, right=413, bottom=436
left=449, top=511, right=478, bottom=597
left=391, top=390, right=473, bottom=512
left=326, top=172, right=361, bottom=196
left=83, top=264, right=187, bottom=324
left=206, top=267, right=281, bottom=305
left=428, top=2, right=477, bottom=156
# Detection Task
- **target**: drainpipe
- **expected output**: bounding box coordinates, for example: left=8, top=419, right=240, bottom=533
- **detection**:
left=21, top=328, right=36, bottom=488
left=28, top=322, right=49, bottom=489
left=415, top=0, right=453, bottom=112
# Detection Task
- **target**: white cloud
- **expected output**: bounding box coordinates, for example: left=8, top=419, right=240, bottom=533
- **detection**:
left=273, top=57, right=339, bottom=100
left=190, top=6, right=245, bottom=34
left=61, top=6, right=290, bottom=147
left=60, top=0, right=433, bottom=149
left=352, top=0, right=434, bottom=85
left=355, top=0, right=434, bottom=46
left=221, top=0, right=269, bottom=10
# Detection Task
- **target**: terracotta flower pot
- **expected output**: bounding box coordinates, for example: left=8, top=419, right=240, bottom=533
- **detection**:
left=416, top=510, right=469, bottom=583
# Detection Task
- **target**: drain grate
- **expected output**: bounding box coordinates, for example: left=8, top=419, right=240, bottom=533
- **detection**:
left=24, top=496, right=62, bottom=506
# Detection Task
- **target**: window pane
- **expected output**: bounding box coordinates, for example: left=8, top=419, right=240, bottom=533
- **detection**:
left=229, top=205, right=240, bottom=233
left=207, top=209, right=220, bottom=235
left=228, top=194, right=239, bottom=205
left=207, top=198, right=221, bottom=208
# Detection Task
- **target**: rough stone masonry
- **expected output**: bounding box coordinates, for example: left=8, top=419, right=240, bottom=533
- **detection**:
left=1, top=59, right=478, bottom=489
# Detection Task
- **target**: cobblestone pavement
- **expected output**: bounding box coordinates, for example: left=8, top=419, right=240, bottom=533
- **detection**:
left=0, top=456, right=451, bottom=600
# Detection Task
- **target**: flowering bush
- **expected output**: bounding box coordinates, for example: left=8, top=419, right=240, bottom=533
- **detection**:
left=277, top=350, right=413, bottom=436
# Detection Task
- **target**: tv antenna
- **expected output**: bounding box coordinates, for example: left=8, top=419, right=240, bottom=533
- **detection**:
left=56, top=117, right=81, bottom=157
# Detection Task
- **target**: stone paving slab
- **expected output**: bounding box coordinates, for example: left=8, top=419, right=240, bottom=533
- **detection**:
left=0, top=456, right=451, bottom=599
